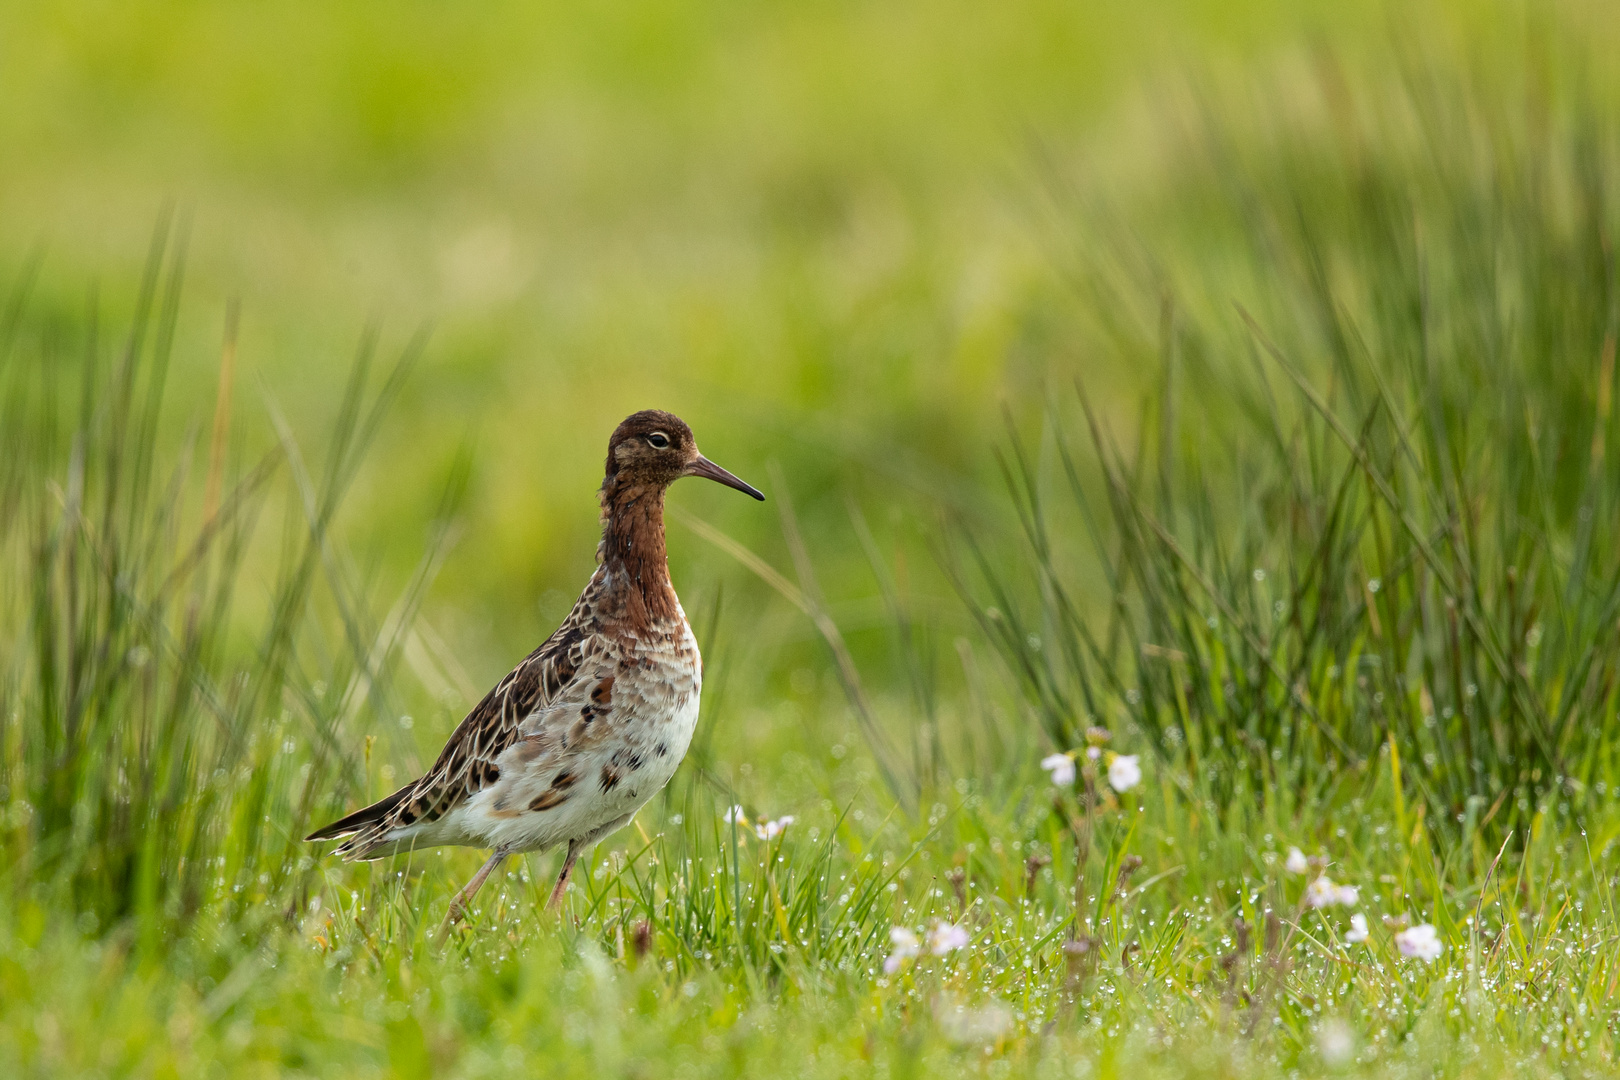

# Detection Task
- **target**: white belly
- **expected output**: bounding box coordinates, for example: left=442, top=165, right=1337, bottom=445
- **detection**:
left=442, top=622, right=702, bottom=855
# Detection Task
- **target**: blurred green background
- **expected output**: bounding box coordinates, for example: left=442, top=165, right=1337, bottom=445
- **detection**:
left=0, top=0, right=1378, bottom=669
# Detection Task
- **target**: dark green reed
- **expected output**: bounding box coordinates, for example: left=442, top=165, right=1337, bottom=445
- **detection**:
left=0, top=216, right=441, bottom=938
left=961, top=38, right=1620, bottom=839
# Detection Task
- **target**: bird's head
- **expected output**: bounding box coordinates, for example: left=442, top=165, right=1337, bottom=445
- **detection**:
left=603, top=409, right=764, bottom=501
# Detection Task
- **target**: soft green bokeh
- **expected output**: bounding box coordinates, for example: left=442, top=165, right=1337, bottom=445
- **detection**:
left=0, top=0, right=1384, bottom=668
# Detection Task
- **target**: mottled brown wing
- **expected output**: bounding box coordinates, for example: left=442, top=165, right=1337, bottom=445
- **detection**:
left=316, top=586, right=604, bottom=857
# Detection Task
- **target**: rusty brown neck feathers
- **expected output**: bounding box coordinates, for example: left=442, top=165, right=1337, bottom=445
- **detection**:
left=598, top=473, right=679, bottom=627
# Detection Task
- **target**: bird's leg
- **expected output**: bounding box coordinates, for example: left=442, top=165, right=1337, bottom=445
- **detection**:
left=546, top=841, right=580, bottom=911
left=443, top=849, right=509, bottom=928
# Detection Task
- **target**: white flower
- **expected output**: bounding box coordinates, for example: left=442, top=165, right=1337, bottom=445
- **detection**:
left=1304, top=876, right=1355, bottom=909
left=1285, top=847, right=1308, bottom=875
left=755, top=815, right=795, bottom=840
left=1085, top=746, right=1102, bottom=761
left=1107, top=754, right=1142, bottom=793
left=1040, top=753, right=1076, bottom=787
left=927, top=921, right=969, bottom=955
left=1394, top=923, right=1442, bottom=961
left=884, top=926, right=921, bottom=974
left=1344, top=913, right=1369, bottom=943
left=722, top=805, right=747, bottom=825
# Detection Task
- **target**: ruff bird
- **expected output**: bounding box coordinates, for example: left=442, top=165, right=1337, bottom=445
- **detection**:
left=306, top=409, right=763, bottom=922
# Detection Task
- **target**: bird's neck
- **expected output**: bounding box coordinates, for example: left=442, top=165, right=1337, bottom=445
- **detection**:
left=598, top=477, right=679, bottom=626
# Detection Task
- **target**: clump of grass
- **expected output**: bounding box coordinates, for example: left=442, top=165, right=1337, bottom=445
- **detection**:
left=964, top=27, right=1620, bottom=839
left=0, top=220, right=432, bottom=938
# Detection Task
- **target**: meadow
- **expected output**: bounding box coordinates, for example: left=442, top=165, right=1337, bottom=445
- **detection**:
left=5, top=1, right=1620, bottom=1076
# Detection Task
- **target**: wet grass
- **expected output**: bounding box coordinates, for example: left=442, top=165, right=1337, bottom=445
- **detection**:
left=8, top=6, right=1620, bottom=1078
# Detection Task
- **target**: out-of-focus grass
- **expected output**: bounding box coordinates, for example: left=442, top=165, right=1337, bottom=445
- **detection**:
left=0, top=0, right=1382, bottom=663
left=8, top=1, right=1620, bottom=1077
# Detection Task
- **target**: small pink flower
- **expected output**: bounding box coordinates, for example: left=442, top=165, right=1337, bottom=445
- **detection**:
left=884, top=926, right=921, bottom=973
left=755, top=815, right=795, bottom=840
left=1304, top=876, right=1355, bottom=909
left=1395, top=923, right=1442, bottom=961
left=927, top=921, right=969, bottom=955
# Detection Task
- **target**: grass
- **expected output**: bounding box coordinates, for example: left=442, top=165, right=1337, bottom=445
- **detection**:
left=9, top=3, right=1620, bottom=1078
left=971, top=54, right=1620, bottom=836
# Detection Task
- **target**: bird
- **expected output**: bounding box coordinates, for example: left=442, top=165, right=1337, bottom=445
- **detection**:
left=305, top=409, right=764, bottom=923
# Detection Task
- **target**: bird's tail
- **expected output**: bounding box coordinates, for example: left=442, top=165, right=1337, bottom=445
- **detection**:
left=305, top=783, right=413, bottom=850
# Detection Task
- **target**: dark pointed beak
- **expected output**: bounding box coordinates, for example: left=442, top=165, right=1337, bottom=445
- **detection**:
left=685, top=455, right=765, bottom=500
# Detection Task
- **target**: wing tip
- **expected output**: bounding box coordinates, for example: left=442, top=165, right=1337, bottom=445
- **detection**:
left=304, top=783, right=415, bottom=846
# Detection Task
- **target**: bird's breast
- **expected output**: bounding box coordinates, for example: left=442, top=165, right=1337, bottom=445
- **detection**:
left=601, top=617, right=702, bottom=782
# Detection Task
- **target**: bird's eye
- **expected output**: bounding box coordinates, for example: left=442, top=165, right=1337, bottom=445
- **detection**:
left=647, top=432, right=670, bottom=449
